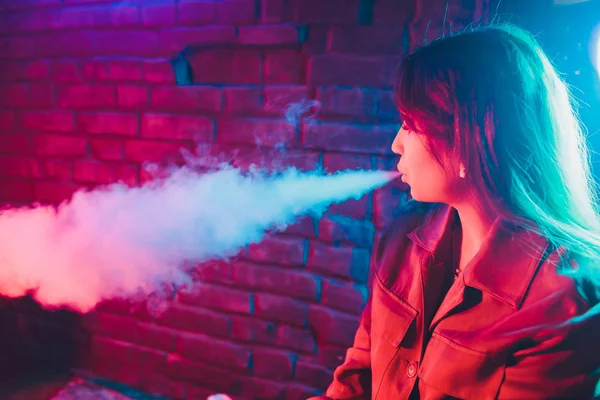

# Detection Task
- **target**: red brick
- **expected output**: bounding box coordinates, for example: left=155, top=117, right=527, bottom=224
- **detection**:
left=81, top=59, right=108, bottom=80
left=191, top=260, right=232, bottom=284
left=0, top=37, right=34, bottom=59
left=0, top=157, right=33, bottom=178
left=377, top=89, right=400, bottom=121
left=136, top=322, right=176, bottom=352
left=327, top=195, right=369, bottom=220
left=0, top=84, right=28, bottom=107
left=159, top=27, right=236, bottom=54
left=217, top=0, right=257, bottom=24
left=0, top=0, right=60, bottom=9
left=21, top=111, right=75, bottom=133
left=263, top=85, right=311, bottom=117
left=90, top=138, right=123, bottom=161
left=92, top=30, right=161, bottom=57
left=141, top=2, right=176, bottom=26
left=372, top=183, right=409, bottom=229
left=328, top=25, right=406, bottom=54
left=188, top=49, right=262, bottom=85
left=178, top=282, right=253, bottom=314
left=232, top=261, right=319, bottom=301
left=91, top=335, right=132, bottom=363
left=138, top=372, right=185, bottom=400
left=283, top=215, right=316, bottom=237
left=156, top=303, right=230, bottom=338
left=217, top=117, right=296, bottom=146
left=34, top=32, right=94, bottom=57
left=372, top=0, right=416, bottom=24
left=315, top=87, right=377, bottom=119
left=166, top=356, right=233, bottom=391
left=295, top=360, right=332, bottom=389
left=261, top=0, right=289, bottom=22
left=318, top=215, right=375, bottom=247
left=50, top=60, right=81, bottom=82
left=177, top=1, right=216, bottom=25
left=141, top=60, right=175, bottom=84
left=321, top=279, right=368, bottom=315
left=141, top=113, right=213, bottom=141
left=229, top=146, right=319, bottom=172
left=279, top=324, right=317, bottom=353
left=29, top=83, right=55, bottom=108
left=175, top=332, right=251, bottom=371
left=0, top=110, right=16, bottom=131
left=33, top=159, right=73, bottom=180
left=238, top=24, right=298, bottom=45
left=149, top=86, right=223, bottom=112
left=302, top=122, right=395, bottom=154
left=57, top=84, right=116, bottom=109
left=254, top=293, right=309, bottom=326
left=22, top=60, right=50, bottom=80
left=231, top=315, right=316, bottom=353
left=252, top=347, right=294, bottom=380
left=308, top=304, right=359, bottom=347
left=117, top=85, right=149, bottom=109
left=224, top=87, right=263, bottom=112
left=107, top=59, right=142, bottom=81
left=0, top=134, right=31, bottom=154
left=33, top=133, right=87, bottom=156
left=83, top=312, right=139, bottom=342
left=291, top=0, right=359, bottom=23
left=0, top=179, right=33, bottom=201
left=308, top=54, right=388, bottom=87
left=44, top=5, right=139, bottom=30
left=78, top=112, right=139, bottom=136
left=307, top=242, right=370, bottom=283
left=286, top=383, right=323, bottom=400
left=231, top=315, right=278, bottom=343
left=264, top=50, right=303, bottom=84
left=322, top=153, right=372, bottom=173
left=124, top=140, right=191, bottom=163
left=302, top=25, right=328, bottom=55
left=74, top=160, right=138, bottom=185
left=91, top=359, right=139, bottom=388
left=33, top=181, right=79, bottom=203
left=130, top=345, right=167, bottom=374
left=245, top=235, right=306, bottom=266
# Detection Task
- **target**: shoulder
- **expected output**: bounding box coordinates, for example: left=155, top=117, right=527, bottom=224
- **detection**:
left=373, top=200, right=437, bottom=265
left=523, top=248, right=594, bottom=316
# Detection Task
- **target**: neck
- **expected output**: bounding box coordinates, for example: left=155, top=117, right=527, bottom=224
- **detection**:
left=452, top=198, right=497, bottom=265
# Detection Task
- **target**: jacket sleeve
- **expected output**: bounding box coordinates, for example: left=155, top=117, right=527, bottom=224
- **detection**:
left=498, top=301, right=600, bottom=399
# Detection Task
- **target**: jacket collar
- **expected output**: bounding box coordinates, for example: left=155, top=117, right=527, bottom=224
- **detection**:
left=407, top=203, right=550, bottom=309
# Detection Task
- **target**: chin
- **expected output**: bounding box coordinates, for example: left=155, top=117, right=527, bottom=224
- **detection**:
left=409, top=188, right=443, bottom=203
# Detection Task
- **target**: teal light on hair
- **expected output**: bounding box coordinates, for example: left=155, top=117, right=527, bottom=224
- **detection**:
left=395, top=23, right=600, bottom=288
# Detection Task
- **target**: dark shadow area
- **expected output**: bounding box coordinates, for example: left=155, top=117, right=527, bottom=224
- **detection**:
left=0, top=296, right=83, bottom=399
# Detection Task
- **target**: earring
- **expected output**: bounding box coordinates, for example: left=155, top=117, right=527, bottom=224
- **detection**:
left=459, top=166, right=466, bottom=178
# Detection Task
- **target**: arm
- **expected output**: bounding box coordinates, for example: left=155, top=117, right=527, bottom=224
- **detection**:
left=498, top=302, right=600, bottom=399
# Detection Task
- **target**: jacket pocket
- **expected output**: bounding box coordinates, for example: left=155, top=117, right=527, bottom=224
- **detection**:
left=418, top=332, right=506, bottom=400
left=371, top=278, right=418, bottom=348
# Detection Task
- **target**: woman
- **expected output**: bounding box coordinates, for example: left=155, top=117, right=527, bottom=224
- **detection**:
left=310, top=23, right=600, bottom=399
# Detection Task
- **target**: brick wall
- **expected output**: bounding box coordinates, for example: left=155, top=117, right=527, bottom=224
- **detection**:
left=0, top=0, right=489, bottom=399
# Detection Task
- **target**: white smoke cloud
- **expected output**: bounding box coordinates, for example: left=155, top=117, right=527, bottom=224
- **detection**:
left=0, top=163, right=395, bottom=314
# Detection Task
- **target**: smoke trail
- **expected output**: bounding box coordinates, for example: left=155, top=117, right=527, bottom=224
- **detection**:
left=0, top=164, right=396, bottom=313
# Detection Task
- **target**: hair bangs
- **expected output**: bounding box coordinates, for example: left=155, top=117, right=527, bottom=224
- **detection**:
left=394, top=51, right=454, bottom=140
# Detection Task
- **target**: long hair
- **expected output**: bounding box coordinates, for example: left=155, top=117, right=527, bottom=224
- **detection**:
left=394, top=23, right=600, bottom=277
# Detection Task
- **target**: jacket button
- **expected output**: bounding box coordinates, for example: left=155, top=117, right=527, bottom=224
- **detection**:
left=406, top=361, right=418, bottom=378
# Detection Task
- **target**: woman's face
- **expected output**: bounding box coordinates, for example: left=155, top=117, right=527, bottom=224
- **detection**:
left=391, top=124, right=464, bottom=204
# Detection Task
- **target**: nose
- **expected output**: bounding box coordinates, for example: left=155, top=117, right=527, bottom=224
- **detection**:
left=391, top=128, right=403, bottom=155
